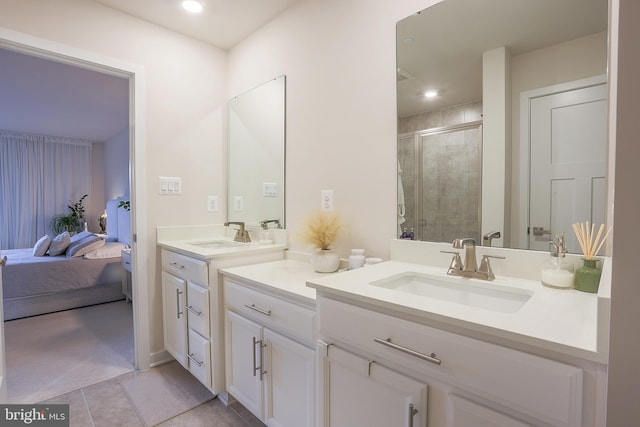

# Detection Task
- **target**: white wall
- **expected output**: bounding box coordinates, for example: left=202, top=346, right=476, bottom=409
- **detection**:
left=607, top=0, right=640, bottom=423
left=227, top=0, right=437, bottom=258
left=0, top=0, right=228, bottom=358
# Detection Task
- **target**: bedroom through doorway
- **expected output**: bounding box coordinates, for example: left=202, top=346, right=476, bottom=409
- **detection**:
left=0, top=39, right=143, bottom=403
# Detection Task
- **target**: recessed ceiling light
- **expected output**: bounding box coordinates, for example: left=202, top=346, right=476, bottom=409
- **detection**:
left=424, top=90, right=439, bottom=98
left=181, top=0, right=203, bottom=14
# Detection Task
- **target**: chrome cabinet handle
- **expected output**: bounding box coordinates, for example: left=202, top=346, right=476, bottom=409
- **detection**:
left=252, top=336, right=260, bottom=377
left=170, top=262, right=185, bottom=269
left=374, top=337, right=441, bottom=366
left=244, top=304, right=272, bottom=316
left=185, top=305, right=202, bottom=316
left=186, top=353, right=203, bottom=367
left=176, top=289, right=184, bottom=319
left=252, top=336, right=266, bottom=381
left=408, top=403, right=418, bottom=427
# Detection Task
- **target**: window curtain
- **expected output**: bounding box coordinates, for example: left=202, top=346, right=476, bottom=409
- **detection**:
left=0, top=131, right=92, bottom=249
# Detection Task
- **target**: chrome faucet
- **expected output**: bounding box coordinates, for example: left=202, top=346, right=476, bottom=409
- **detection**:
left=441, top=238, right=505, bottom=281
left=260, top=219, right=282, bottom=229
left=482, top=231, right=501, bottom=247
left=224, top=221, right=251, bottom=243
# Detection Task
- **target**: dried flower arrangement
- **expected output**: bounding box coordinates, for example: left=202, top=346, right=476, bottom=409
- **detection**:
left=299, top=210, right=343, bottom=250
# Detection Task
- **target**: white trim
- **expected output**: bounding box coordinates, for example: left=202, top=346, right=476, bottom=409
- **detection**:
left=0, top=27, right=151, bottom=371
left=517, top=74, right=607, bottom=249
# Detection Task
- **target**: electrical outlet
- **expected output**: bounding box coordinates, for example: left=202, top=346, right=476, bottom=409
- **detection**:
left=207, top=195, right=218, bottom=212
left=321, top=189, right=334, bottom=211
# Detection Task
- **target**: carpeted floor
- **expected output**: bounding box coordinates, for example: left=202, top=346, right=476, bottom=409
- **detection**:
left=4, top=300, right=135, bottom=404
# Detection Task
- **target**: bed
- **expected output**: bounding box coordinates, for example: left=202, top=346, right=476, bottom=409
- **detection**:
left=1, top=198, right=131, bottom=321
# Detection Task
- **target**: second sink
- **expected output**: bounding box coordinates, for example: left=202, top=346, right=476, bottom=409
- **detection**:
left=370, top=272, right=532, bottom=313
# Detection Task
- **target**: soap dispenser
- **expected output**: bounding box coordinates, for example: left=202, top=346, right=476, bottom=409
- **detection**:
left=541, top=233, right=574, bottom=288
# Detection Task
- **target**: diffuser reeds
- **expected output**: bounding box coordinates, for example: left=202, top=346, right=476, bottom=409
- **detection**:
left=572, top=221, right=612, bottom=259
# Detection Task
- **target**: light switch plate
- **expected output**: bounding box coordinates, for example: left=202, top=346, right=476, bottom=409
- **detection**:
left=234, top=196, right=244, bottom=211
left=159, top=176, right=182, bottom=195
left=207, top=195, right=219, bottom=212
left=263, top=182, right=277, bottom=197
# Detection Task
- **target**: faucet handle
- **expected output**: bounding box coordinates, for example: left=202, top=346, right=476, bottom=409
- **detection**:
left=441, top=250, right=463, bottom=270
left=478, top=255, right=505, bottom=281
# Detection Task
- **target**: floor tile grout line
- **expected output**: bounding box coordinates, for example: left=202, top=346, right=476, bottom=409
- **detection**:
left=80, top=388, right=96, bottom=427
left=118, top=380, right=149, bottom=427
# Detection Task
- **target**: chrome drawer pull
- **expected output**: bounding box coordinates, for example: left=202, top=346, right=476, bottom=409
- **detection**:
left=185, top=305, right=202, bottom=316
left=408, top=403, right=418, bottom=427
left=170, top=262, right=185, bottom=269
left=186, top=353, right=203, bottom=367
left=374, top=337, right=441, bottom=366
left=244, top=304, right=272, bottom=316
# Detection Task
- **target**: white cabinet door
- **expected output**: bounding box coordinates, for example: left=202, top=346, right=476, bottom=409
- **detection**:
left=263, top=329, right=315, bottom=427
left=324, top=345, right=428, bottom=427
left=226, top=310, right=263, bottom=418
left=162, top=271, right=187, bottom=367
left=448, top=394, right=532, bottom=427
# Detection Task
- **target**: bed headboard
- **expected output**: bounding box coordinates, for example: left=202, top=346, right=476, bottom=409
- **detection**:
left=106, top=197, right=131, bottom=246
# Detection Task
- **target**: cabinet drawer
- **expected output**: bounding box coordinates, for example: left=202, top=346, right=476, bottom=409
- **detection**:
left=224, top=279, right=315, bottom=345
left=318, top=298, right=583, bottom=427
left=162, top=249, right=208, bottom=285
left=187, top=282, right=210, bottom=338
left=188, top=329, right=211, bottom=388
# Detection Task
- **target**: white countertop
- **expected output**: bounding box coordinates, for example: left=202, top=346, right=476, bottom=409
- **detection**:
left=220, top=257, right=327, bottom=306
left=157, top=238, right=287, bottom=261
left=307, top=260, right=605, bottom=363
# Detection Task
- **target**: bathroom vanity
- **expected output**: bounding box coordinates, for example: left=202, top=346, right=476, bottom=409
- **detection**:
left=220, top=256, right=324, bottom=427
left=157, top=225, right=286, bottom=397
left=307, top=239, right=609, bottom=427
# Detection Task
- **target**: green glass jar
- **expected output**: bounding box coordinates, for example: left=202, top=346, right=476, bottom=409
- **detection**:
left=574, top=258, right=602, bottom=293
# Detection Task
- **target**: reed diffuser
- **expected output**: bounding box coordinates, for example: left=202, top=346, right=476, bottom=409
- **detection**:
left=572, top=221, right=612, bottom=293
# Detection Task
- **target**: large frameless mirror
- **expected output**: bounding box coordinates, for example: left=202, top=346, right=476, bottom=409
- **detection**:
left=397, top=0, right=608, bottom=253
left=228, top=75, right=286, bottom=227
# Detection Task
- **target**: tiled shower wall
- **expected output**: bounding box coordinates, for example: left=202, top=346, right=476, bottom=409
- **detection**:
left=398, top=101, right=482, bottom=242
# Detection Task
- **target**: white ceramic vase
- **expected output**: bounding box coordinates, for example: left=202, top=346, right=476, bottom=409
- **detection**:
left=311, top=248, right=340, bottom=273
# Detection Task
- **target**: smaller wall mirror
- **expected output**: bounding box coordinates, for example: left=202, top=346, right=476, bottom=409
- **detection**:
left=228, top=75, right=286, bottom=227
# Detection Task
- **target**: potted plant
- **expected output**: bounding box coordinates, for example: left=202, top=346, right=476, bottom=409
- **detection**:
left=299, top=209, right=343, bottom=272
left=50, top=194, right=88, bottom=235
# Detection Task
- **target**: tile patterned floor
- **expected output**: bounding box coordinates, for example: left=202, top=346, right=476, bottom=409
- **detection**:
left=39, top=371, right=265, bottom=427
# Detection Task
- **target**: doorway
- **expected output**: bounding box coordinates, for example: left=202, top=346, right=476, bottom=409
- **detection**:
left=0, top=28, right=150, bottom=400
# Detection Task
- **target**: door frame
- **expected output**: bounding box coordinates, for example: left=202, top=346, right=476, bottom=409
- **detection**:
left=0, top=27, right=151, bottom=371
left=517, top=74, right=607, bottom=249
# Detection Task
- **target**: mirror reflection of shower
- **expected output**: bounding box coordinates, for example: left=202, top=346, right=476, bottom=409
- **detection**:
left=398, top=102, right=482, bottom=243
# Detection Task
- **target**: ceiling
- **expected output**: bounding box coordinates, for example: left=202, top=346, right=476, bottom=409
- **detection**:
left=397, top=0, right=608, bottom=117
left=93, top=0, right=301, bottom=49
left=0, top=0, right=300, bottom=142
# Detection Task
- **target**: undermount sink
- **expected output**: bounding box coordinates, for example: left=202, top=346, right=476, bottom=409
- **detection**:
left=187, top=240, right=245, bottom=249
left=371, top=272, right=532, bottom=313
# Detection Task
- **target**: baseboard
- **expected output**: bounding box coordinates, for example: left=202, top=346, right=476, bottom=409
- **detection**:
left=149, top=349, right=174, bottom=367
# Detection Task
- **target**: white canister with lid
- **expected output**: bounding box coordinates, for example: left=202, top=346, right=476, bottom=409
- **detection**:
left=348, top=249, right=366, bottom=270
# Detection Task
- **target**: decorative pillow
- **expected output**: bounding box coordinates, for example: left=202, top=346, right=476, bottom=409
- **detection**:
left=33, top=235, right=51, bottom=257
left=69, top=230, right=93, bottom=245
left=66, top=234, right=105, bottom=258
left=83, top=241, right=129, bottom=259
left=48, top=232, right=71, bottom=256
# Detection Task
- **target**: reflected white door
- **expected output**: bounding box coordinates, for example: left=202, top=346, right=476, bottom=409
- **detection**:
left=528, top=83, right=607, bottom=252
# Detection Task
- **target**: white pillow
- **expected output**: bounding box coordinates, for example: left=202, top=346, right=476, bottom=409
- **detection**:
left=33, top=235, right=51, bottom=257
left=84, top=242, right=129, bottom=259
left=48, top=232, right=71, bottom=256
left=66, top=234, right=105, bottom=258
